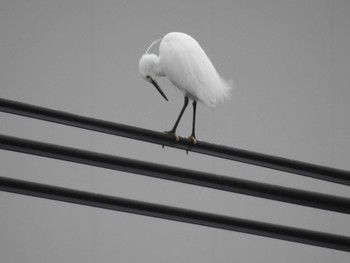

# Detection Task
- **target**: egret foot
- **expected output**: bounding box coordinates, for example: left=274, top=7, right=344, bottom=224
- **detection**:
left=165, top=131, right=180, bottom=142
left=188, top=135, right=197, bottom=145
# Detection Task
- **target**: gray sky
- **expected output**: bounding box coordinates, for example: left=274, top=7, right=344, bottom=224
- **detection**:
left=1, top=1, right=350, bottom=262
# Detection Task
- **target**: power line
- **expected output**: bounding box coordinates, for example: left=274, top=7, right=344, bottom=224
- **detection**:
left=1, top=175, right=349, bottom=252
left=1, top=134, right=350, bottom=214
left=1, top=97, right=349, bottom=186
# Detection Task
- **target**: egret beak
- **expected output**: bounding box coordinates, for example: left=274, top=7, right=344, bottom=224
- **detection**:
left=151, top=78, right=168, bottom=101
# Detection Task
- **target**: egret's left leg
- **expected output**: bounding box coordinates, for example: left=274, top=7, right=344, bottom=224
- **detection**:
left=189, top=100, right=197, bottom=145
left=165, top=96, right=189, bottom=142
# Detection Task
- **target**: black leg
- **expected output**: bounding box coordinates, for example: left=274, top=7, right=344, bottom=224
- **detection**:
left=188, top=100, right=197, bottom=145
left=169, top=96, right=189, bottom=134
left=191, top=100, right=197, bottom=139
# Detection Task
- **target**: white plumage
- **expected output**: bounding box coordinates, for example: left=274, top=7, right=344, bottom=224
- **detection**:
left=159, top=32, right=231, bottom=107
left=139, top=32, right=232, bottom=143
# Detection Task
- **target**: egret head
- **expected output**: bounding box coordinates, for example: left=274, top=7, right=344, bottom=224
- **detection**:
left=139, top=54, right=157, bottom=82
left=139, top=38, right=168, bottom=101
left=139, top=53, right=168, bottom=101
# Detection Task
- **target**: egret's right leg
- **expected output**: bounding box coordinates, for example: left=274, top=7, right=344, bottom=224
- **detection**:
left=188, top=100, right=197, bottom=145
left=166, top=96, right=189, bottom=142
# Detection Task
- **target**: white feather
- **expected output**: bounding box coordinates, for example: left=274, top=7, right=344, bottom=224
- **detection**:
left=159, top=32, right=232, bottom=107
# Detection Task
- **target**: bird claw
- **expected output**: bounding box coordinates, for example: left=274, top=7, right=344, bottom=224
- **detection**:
left=165, top=131, right=180, bottom=142
left=188, top=135, right=197, bottom=145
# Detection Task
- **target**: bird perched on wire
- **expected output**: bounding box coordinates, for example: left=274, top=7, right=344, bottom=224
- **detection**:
left=139, top=32, right=232, bottom=144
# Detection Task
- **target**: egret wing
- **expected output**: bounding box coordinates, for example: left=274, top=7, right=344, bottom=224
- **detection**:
left=160, top=34, right=217, bottom=107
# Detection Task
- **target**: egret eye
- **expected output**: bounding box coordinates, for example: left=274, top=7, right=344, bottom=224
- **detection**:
left=146, top=75, right=151, bottom=80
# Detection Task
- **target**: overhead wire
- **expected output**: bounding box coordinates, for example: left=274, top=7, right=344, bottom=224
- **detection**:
left=1, top=134, right=350, bottom=215
left=1, top=175, right=350, bottom=252
left=1, top=97, right=350, bottom=252
left=1, top=97, right=349, bottom=186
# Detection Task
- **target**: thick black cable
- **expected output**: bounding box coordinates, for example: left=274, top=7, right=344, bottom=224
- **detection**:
left=1, top=97, right=349, bottom=186
left=1, top=134, right=350, bottom=214
left=1, top=176, right=349, bottom=252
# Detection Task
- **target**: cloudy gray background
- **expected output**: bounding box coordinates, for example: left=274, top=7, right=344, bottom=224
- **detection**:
left=1, top=0, right=350, bottom=262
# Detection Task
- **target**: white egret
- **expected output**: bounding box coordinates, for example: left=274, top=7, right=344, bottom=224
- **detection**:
left=139, top=32, right=232, bottom=144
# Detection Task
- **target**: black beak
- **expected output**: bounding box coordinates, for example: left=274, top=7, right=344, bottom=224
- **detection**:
left=151, top=78, right=168, bottom=101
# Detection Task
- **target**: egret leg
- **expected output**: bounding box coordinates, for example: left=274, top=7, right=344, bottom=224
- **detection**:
left=166, top=96, right=189, bottom=141
left=189, top=100, right=197, bottom=145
